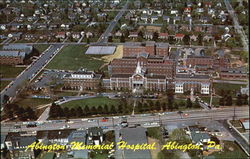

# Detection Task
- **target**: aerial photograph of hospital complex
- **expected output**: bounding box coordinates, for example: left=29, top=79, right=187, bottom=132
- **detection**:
left=0, top=0, right=249, bottom=158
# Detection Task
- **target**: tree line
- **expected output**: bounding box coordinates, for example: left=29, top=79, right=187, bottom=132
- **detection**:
left=4, top=104, right=36, bottom=121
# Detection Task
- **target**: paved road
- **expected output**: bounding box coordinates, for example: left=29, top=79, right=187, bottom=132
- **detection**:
left=95, top=0, right=129, bottom=45
left=224, top=0, right=249, bottom=52
left=1, top=106, right=248, bottom=134
left=213, top=79, right=247, bottom=85
left=0, top=44, right=64, bottom=106
left=219, top=120, right=250, bottom=156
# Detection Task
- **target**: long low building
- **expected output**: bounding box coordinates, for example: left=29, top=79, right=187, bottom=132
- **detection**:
left=0, top=51, right=26, bottom=65
left=63, top=69, right=102, bottom=90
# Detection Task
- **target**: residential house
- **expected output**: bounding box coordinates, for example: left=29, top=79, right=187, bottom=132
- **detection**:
left=8, top=32, right=22, bottom=40
left=185, top=126, right=211, bottom=146
left=86, top=32, right=93, bottom=38
left=174, top=33, right=185, bottom=41
left=194, top=26, right=203, bottom=32
left=128, top=32, right=138, bottom=39
left=37, top=129, right=75, bottom=145
left=144, top=32, right=153, bottom=40
left=203, top=35, right=213, bottom=42
left=150, top=15, right=158, bottom=23
left=115, top=31, right=122, bottom=37
left=141, top=15, right=148, bottom=23
left=56, top=32, right=66, bottom=39
left=184, top=7, right=191, bottom=14
left=173, top=16, right=181, bottom=24
left=170, top=10, right=178, bottom=15
left=190, top=35, right=198, bottom=41
left=162, top=16, right=170, bottom=23
left=121, top=127, right=152, bottom=159
left=159, top=33, right=168, bottom=40
left=23, top=34, right=37, bottom=41
left=86, top=127, right=103, bottom=145
left=5, top=132, right=36, bottom=159
left=72, top=32, right=81, bottom=39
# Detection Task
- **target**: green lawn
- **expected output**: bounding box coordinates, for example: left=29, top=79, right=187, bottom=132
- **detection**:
left=61, top=96, right=120, bottom=109
left=34, top=44, right=50, bottom=53
left=0, top=65, right=25, bottom=78
left=213, top=83, right=247, bottom=94
left=212, top=141, right=248, bottom=159
left=0, top=80, right=11, bottom=91
left=46, top=45, right=105, bottom=71
left=201, top=97, right=220, bottom=106
left=14, top=98, right=53, bottom=108
left=147, top=127, right=163, bottom=141
left=54, top=91, right=78, bottom=97
left=230, top=120, right=242, bottom=127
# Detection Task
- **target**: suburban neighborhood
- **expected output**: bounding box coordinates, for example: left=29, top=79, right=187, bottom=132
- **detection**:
left=0, top=0, right=249, bottom=159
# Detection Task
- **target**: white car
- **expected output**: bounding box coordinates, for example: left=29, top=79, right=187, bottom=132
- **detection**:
left=113, top=116, right=119, bottom=119
left=81, top=119, right=88, bottom=121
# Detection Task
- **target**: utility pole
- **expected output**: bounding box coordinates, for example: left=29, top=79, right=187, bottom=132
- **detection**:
left=233, top=106, right=236, bottom=121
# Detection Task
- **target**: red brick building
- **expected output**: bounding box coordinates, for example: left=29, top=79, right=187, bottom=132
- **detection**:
left=219, top=67, right=248, bottom=80
left=63, top=69, right=102, bottom=90
left=108, top=53, right=176, bottom=79
left=123, top=41, right=169, bottom=57
left=0, top=51, right=25, bottom=65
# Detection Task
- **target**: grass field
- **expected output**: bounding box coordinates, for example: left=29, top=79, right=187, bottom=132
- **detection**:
left=0, top=80, right=11, bottom=91
left=61, top=97, right=120, bottom=109
left=212, top=141, right=248, bottom=159
left=14, top=98, right=53, bottom=108
left=46, top=45, right=105, bottom=71
left=201, top=96, right=220, bottom=106
left=213, top=83, right=247, bottom=94
left=0, top=65, right=24, bottom=78
left=33, top=44, right=49, bottom=53
left=147, top=127, right=163, bottom=140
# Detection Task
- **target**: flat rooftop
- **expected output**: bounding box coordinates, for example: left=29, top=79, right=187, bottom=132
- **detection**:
left=85, top=46, right=116, bottom=55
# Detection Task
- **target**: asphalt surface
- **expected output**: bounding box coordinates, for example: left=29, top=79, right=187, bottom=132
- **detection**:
left=219, top=120, right=250, bottom=156
left=224, top=0, right=249, bottom=52
left=0, top=44, right=64, bottom=106
left=1, top=106, right=248, bottom=134
left=95, top=0, right=129, bottom=45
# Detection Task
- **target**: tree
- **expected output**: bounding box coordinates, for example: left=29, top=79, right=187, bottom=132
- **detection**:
left=225, top=96, right=232, bottom=106
left=63, top=107, right=70, bottom=118
left=3, top=95, right=9, bottom=104
left=84, top=105, right=90, bottom=115
left=186, top=98, right=192, bottom=108
left=76, top=107, right=83, bottom=117
left=174, top=102, right=179, bottom=110
left=168, top=100, right=173, bottom=111
left=236, top=94, right=243, bottom=106
left=86, top=38, right=90, bottom=44
left=242, top=95, right=249, bottom=105
left=161, top=102, right=167, bottom=111
left=183, top=34, right=190, bottom=45
left=153, top=32, right=159, bottom=41
left=108, top=36, right=113, bottom=42
left=137, top=101, right=143, bottom=113
left=193, top=98, right=200, bottom=108
left=97, top=106, right=103, bottom=114
left=104, top=104, right=109, bottom=114
left=70, top=108, right=77, bottom=117
left=219, top=97, right=225, bottom=106
left=90, top=107, right=97, bottom=115
left=110, top=105, right=117, bottom=114
left=155, top=101, right=161, bottom=111
left=198, top=34, right=202, bottom=45
left=120, top=34, right=125, bottom=42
